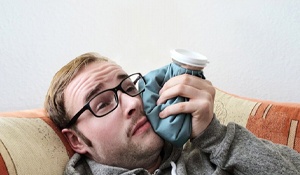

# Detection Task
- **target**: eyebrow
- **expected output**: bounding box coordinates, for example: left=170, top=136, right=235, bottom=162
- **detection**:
left=84, top=73, right=129, bottom=103
left=85, top=83, right=103, bottom=103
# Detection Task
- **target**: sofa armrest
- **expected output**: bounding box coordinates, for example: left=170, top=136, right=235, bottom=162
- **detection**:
left=0, top=109, right=74, bottom=175
left=214, top=89, right=300, bottom=152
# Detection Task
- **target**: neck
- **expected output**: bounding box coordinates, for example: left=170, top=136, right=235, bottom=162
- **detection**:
left=147, top=155, right=162, bottom=173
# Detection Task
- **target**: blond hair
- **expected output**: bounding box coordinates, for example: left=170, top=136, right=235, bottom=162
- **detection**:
left=45, top=52, right=110, bottom=129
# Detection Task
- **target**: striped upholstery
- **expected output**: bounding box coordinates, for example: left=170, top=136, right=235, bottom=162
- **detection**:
left=214, top=89, right=300, bottom=152
left=0, top=89, right=299, bottom=174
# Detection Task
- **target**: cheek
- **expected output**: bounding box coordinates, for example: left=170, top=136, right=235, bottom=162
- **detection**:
left=80, top=114, right=127, bottom=145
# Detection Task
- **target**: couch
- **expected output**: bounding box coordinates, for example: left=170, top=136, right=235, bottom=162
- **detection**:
left=1, top=89, right=299, bottom=175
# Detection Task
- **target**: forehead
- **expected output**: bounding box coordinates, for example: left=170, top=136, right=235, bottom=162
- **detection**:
left=74, top=61, right=124, bottom=81
left=64, top=61, right=126, bottom=114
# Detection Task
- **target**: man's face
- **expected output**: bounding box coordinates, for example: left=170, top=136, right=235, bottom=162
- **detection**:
left=63, top=61, right=164, bottom=169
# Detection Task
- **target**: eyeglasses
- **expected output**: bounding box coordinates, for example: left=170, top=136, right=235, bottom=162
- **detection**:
left=65, top=73, right=146, bottom=128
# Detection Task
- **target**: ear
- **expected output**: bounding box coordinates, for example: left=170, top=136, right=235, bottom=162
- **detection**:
left=62, top=128, right=88, bottom=154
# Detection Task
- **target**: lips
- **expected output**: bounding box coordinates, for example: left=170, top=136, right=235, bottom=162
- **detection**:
left=131, top=117, right=150, bottom=136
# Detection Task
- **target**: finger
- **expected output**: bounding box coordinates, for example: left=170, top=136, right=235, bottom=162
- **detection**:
left=159, top=74, right=213, bottom=95
left=159, top=97, right=212, bottom=118
left=157, top=84, right=195, bottom=104
left=157, top=83, right=215, bottom=105
left=159, top=101, right=190, bottom=118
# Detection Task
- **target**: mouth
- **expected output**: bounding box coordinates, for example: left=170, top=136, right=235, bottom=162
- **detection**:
left=131, top=117, right=151, bottom=136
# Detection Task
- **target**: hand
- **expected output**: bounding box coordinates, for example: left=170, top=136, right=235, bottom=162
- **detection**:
left=157, top=74, right=215, bottom=139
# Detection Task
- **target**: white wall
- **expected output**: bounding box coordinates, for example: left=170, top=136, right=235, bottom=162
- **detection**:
left=1, top=0, right=299, bottom=111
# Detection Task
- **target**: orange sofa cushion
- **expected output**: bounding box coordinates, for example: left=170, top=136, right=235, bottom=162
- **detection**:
left=214, top=89, right=300, bottom=152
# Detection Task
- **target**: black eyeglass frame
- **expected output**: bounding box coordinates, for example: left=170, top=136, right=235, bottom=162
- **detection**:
left=65, top=73, right=145, bottom=128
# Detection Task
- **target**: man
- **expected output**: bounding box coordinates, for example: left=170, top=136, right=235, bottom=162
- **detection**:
left=45, top=52, right=300, bottom=174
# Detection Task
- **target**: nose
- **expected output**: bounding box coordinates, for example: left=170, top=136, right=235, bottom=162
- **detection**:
left=117, top=91, right=142, bottom=119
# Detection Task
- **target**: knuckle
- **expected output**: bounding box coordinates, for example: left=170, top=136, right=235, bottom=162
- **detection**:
left=177, top=84, right=185, bottom=91
left=205, top=79, right=213, bottom=85
left=182, top=74, right=192, bottom=83
left=178, top=103, right=186, bottom=111
left=210, top=87, right=216, bottom=98
left=201, top=100, right=211, bottom=109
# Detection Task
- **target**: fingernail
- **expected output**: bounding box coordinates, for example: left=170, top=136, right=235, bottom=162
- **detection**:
left=159, top=112, right=164, bottom=118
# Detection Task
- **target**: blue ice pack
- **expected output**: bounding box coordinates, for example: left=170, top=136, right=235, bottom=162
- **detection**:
left=139, top=62, right=205, bottom=147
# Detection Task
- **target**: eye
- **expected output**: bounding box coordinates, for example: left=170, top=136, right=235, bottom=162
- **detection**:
left=123, top=82, right=138, bottom=93
left=90, top=91, right=116, bottom=115
left=96, top=101, right=112, bottom=111
left=126, top=84, right=137, bottom=92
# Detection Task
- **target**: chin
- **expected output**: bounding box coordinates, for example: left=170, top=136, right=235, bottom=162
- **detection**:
left=148, top=131, right=164, bottom=146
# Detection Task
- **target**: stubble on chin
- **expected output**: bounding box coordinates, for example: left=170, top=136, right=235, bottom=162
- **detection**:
left=109, top=133, right=163, bottom=170
left=108, top=109, right=164, bottom=169
left=104, top=118, right=164, bottom=170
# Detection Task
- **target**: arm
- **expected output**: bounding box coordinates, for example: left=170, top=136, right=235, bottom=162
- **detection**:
left=158, top=74, right=300, bottom=174
left=193, top=116, right=300, bottom=174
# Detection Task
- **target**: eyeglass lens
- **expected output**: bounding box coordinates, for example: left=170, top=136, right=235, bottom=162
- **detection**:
left=89, top=73, right=144, bottom=117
